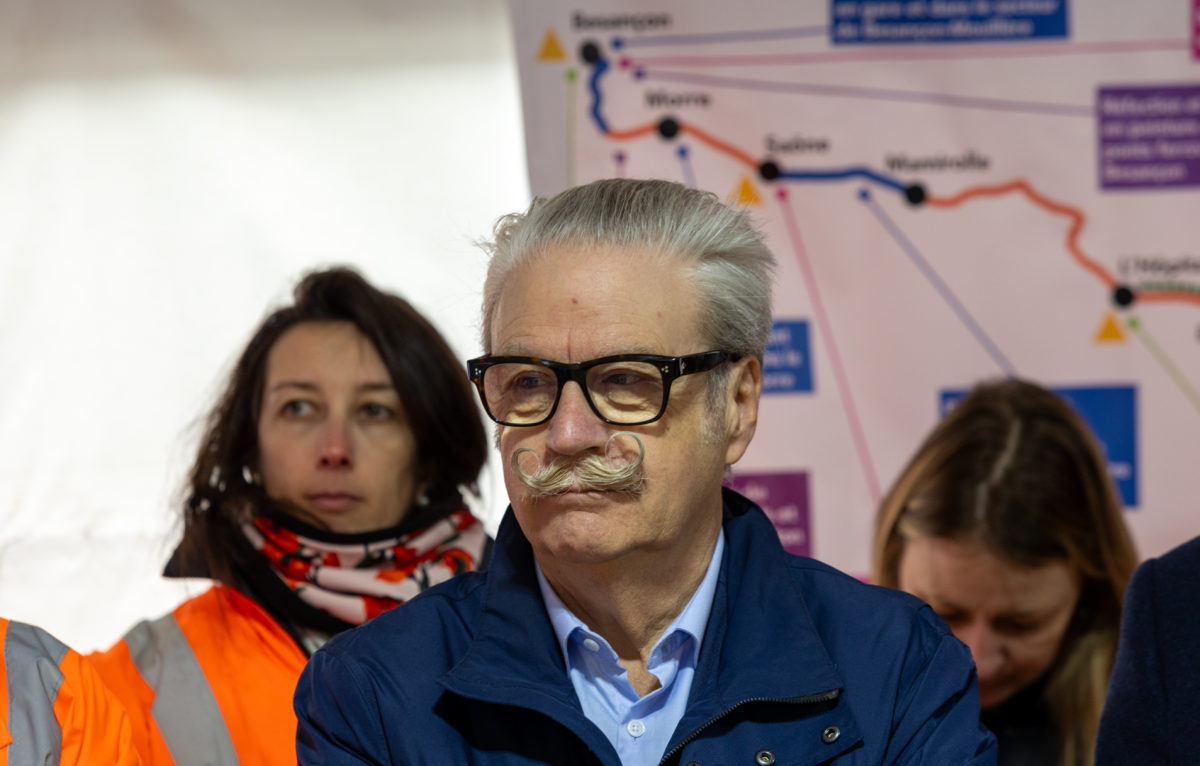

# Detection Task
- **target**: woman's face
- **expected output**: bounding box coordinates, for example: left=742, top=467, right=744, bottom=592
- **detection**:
left=256, top=321, right=421, bottom=533
left=897, top=536, right=1081, bottom=710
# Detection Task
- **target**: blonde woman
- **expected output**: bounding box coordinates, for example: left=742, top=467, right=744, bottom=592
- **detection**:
left=873, top=378, right=1137, bottom=766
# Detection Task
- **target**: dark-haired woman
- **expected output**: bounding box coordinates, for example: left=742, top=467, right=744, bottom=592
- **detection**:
left=89, top=267, right=490, bottom=766
left=872, top=378, right=1137, bottom=766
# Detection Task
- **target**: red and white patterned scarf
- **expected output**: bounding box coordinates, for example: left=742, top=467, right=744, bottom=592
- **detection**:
left=243, top=508, right=488, bottom=625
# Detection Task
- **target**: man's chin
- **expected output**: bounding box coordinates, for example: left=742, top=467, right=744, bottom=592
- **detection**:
left=515, top=497, right=634, bottom=547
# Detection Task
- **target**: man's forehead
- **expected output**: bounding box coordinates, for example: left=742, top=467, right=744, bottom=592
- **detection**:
left=492, top=311, right=685, bottom=357
left=490, top=249, right=704, bottom=358
left=501, top=244, right=691, bottom=296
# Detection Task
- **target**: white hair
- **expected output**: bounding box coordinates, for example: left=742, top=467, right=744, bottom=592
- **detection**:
left=479, top=179, right=776, bottom=363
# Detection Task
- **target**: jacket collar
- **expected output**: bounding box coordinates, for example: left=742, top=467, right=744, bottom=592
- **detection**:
left=686, top=489, right=844, bottom=710
left=439, top=488, right=849, bottom=753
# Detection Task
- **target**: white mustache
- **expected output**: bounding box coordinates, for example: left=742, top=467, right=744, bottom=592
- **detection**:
left=510, top=432, right=646, bottom=499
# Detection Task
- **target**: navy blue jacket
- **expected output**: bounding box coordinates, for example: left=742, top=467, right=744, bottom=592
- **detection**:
left=1096, top=534, right=1200, bottom=765
left=295, top=489, right=997, bottom=765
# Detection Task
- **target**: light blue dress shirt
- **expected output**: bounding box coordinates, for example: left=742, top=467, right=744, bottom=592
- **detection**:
left=535, top=531, right=725, bottom=766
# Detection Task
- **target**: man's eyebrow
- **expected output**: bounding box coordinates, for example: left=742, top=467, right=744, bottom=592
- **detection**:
left=494, top=346, right=667, bottom=359
left=495, top=343, right=534, bottom=356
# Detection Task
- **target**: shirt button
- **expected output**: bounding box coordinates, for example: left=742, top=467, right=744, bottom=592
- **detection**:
left=582, top=638, right=600, bottom=652
left=627, top=720, right=646, bottom=738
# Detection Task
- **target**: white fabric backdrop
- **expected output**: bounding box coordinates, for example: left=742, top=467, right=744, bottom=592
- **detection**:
left=0, top=0, right=528, bottom=651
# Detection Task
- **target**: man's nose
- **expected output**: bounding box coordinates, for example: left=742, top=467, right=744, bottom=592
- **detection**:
left=317, top=418, right=353, bottom=468
left=544, top=381, right=610, bottom=456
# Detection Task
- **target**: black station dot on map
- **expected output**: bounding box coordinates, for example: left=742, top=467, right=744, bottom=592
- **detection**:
left=905, top=184, right=926, bottom=205
left=1113, top=285, right=1135, bottom=307
left=759, top=161, right=781, bottom=181
left=658, top=118, right=680, bottom=139
left=580, top=41, right=602, bottom=64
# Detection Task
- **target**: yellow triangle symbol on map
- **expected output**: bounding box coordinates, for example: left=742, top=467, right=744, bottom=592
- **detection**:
left=1094, top=312, right=1126, bottom=343
left=537, top=29, right=567, bottom=61
left=732, top=176, right=762, bottom=207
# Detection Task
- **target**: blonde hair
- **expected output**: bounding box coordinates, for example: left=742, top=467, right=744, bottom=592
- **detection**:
left=872, top=378, right=1136, bottom=766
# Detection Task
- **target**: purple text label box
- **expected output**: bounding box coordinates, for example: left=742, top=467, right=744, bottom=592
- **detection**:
left=724, top=471, right=811, bottom=557
left=1098, top=84, right=1200, bottom=190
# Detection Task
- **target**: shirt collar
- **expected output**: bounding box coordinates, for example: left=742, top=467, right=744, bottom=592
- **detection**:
left=535, top=529, right=726, bottom=669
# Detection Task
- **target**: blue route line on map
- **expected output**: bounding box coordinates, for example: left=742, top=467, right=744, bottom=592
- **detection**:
left=639, top=69, right=1093, bottom=117
left=585, top=71, right=917, bottom=197
left=613, top=26, right=827, bottom=48
left=589, top=58, right=611, bottom=133
left=860, top=189, right=1018, bottom=376
left=781, top=167, right=908, bottom=194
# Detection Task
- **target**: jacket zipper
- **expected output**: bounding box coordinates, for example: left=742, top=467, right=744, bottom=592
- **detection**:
left=656, top=689, right=842, bottom=765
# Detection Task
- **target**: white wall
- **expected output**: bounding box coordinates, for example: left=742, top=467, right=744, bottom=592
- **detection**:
left=0, top=0, right=529, bottom=651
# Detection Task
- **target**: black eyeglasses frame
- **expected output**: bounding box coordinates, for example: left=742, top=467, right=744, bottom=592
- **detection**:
left=466, top=350, right=740, bottom=427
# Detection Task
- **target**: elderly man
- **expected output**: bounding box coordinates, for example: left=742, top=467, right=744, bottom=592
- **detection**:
left=295, top=179, right=996, bottom=765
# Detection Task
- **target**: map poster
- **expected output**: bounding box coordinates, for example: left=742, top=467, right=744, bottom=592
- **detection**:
left=508, top=0, right=1200, bottom=574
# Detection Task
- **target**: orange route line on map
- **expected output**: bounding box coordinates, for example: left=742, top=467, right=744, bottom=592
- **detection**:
left=1133, top=289, right=1200, bottom=307
left=603, top=120, right=761, bottom=169
left=924, top=180, right=1118, bottom=290
left=678, top=124, right=760, bottom=169
left=596, top=113, right=1200, bottom=310
left=604, top=122, right=660, bottom=140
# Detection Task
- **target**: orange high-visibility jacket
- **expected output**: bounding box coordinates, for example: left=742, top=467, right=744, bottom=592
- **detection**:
left=89, top=585, right=307, bottom=766
left=0, top=617, right=141, bottom=766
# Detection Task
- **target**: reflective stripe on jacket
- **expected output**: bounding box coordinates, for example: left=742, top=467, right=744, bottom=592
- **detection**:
left=89, top=586, right=307, bottom=766
left=0, top=617, right=141, bottom=766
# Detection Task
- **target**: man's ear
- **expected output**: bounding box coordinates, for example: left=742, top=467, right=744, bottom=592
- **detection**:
left=723, top=356, right=762, bottom=466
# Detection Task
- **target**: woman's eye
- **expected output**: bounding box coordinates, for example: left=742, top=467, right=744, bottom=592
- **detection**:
left=360, top=402, right=395, bottom=420
left=281, top=400, right=316, bottom=417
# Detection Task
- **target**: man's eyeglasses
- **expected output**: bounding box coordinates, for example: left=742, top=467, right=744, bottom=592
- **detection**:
left=466, top=351, right=740, bottom=427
